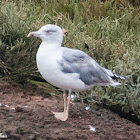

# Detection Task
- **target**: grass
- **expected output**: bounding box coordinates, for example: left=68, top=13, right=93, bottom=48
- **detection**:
left=0, top=0, right=140, bottom=124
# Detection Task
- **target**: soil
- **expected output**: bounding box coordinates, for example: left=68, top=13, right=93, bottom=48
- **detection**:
left=0, top=80, right=140, bottom=140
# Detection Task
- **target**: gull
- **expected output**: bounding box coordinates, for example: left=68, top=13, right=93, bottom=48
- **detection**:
left=27, top=24, right=127, bottom=121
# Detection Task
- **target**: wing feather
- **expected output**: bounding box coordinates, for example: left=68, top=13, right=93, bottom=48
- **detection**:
left=58, top=48, right=112, bottom=85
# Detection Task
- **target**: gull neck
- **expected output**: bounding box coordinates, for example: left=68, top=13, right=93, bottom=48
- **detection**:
left=40, top=41, right=61, bottom=49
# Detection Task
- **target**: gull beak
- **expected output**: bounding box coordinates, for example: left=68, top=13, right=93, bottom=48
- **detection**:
left=27, top=32, right=34, bottom=37
left=62, top=28, right=68, bottom=36
left=27, top=31, right=39, bottom=37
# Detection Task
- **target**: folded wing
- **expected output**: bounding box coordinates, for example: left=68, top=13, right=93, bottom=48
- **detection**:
left=58, top=48, right=124, bottom=86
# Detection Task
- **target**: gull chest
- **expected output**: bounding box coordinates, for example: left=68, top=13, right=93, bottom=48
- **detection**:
left=36, top=46, right=62, bottom=83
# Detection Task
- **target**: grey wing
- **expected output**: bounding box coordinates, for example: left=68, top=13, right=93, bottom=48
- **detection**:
left=58, top=48, right=112, bottom=85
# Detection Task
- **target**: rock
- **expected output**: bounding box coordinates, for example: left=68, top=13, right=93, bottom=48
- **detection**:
left=28, top=134, right=36, bottom=140
left=0, top=133, right=7, bottom=139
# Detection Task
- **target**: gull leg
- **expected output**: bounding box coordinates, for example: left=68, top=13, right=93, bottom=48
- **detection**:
left=52, top=90, right=71, bottom=121
left=66, top=90, right=71, bottom=115
left=63, top=90, right=67, bottom=113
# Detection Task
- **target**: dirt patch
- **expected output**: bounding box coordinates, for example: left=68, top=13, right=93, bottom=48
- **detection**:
left=0, top=80, right=140, bottom=140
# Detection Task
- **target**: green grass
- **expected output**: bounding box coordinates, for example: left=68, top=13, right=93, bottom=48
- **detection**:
left=0, top=0, right=140, bottom=124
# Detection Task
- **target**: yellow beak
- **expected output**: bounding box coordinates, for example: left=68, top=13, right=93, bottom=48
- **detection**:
left=27, top=32, right=34, bottom=37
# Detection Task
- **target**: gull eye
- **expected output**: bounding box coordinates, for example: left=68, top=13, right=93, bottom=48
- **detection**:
left=45, top=30, right=56, bottom=33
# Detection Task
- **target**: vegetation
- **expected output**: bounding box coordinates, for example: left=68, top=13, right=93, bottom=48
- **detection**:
left=0, top=0, right=140, bottom=124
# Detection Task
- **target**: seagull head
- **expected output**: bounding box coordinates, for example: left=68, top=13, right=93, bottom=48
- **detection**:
left=27, top=24, right=67, bottom=45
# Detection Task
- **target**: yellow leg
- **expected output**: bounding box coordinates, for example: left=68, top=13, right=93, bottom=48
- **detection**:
left=52, top=90, right=71, bottom=121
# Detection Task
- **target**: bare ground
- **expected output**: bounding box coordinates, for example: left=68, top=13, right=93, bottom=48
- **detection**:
left=0, top=80, right=140, bottom=140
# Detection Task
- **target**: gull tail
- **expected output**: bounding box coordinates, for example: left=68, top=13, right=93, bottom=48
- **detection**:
left=110, top=73, right=129, bottom=87
left=111, top=73, right=129, bottom=80
left=104, top=68, right=129, bottom=87
left=104, top=68, right=129, bottom=80
left=110, top=81, right=121, bottom=87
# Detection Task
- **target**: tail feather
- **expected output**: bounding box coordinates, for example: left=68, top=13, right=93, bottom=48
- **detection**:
left=111, top=73, right=129, bottom=80
left=110, top=81, right=121, bottom=87
left=104, top=68, right=129, bottom=80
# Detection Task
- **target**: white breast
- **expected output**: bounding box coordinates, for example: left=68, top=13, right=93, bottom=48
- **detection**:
left=36, top=43, right=61, bottom=81
left=36, top=42, right=88, bottom=91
